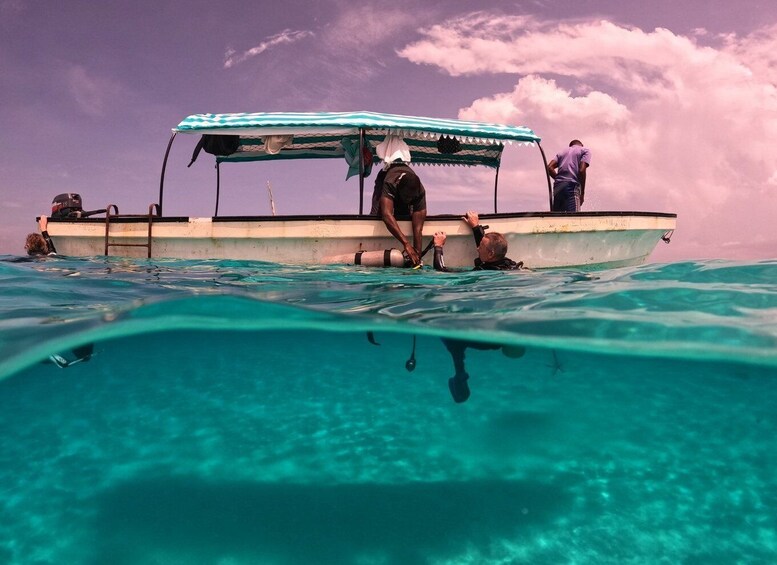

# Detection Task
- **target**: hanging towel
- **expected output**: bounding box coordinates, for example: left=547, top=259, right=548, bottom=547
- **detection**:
left=376, top=134, right=411, bottom=168
left=341, top=138, right=373, bottom=180
left=263, top=135, right=294, bottom=155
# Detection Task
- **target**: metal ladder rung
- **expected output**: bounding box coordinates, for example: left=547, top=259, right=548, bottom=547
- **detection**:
left=104, top=203, right=160, bottom=258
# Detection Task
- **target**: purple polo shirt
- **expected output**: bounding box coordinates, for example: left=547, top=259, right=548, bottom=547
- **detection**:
left=554, top=145, right=591, bottom=185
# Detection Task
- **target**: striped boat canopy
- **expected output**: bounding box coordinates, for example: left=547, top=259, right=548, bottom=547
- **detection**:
left=174, top=111, right=540, bottom=169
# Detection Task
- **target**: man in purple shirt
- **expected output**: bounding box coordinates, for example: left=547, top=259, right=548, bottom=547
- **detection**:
left=547, top=140, right=591, bottom=212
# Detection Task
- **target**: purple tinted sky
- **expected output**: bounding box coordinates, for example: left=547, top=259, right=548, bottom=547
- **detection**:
left=2, top=0, right=775, bottom=261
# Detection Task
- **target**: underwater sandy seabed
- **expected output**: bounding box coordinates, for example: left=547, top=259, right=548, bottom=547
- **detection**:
left=0, top=329, right=775, bottom=564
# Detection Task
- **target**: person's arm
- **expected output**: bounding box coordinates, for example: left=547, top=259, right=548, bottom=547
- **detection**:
left=547, top=158, right=558, bottom=179
left=38, top=216, right=57, bottom=254
left=432, top=231, right=448, bottom=271
left=579, top=161, right=588, bottom=204
left=411, top=208, right=426, bottom=259
left=380, top=196, right=420, bottom=265
left=463, top=210, right=486, bottom=247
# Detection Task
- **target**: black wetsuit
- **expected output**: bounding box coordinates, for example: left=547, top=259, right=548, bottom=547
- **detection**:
left=442, top=338, right=502, bottom=376
left=433, top=225, right=523, bottom=272
left=41, top=231, right=57, bottom=255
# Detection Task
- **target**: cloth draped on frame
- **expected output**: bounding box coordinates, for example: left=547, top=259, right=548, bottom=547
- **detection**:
left=375, top=134, right=411, bottom=168
left=263, top=135, right=294, bottom=155
left=341, top=137, right=374, bottom=180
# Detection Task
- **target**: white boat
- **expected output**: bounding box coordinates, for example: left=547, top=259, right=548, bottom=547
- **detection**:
left=45, top=111, right=676, bottom=269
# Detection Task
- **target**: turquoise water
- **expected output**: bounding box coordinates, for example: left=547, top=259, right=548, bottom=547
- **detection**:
left=0, top=257, right=775, bottom=564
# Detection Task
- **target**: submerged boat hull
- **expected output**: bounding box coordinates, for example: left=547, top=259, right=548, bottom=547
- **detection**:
left=46, top=211, right=676, bottom=269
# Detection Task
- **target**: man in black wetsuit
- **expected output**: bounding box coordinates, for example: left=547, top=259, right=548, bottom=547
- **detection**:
left=24, top=216, right=57, bottom=256
left=432, top=210, right=524, bottom=403
left=432, top=210, right=523, bottom=272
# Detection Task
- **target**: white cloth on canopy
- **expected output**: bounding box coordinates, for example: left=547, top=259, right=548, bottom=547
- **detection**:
left=263, top=135, right=294, bottom=155
left=376, top=134, right=411, bottom=169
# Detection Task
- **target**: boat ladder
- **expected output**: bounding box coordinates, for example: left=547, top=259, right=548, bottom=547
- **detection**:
left=104, top=204, right=160, bottom=258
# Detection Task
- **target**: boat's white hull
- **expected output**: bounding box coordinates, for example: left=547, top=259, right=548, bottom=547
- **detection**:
left=46, top=212, right=676, bottom=269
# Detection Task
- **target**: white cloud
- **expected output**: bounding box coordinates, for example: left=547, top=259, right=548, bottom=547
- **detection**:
left=322, top=7, right=418, bottom=52
left=65, top=65, right=123, bottom=118
left=398, top=14, right=777, bottom=260
left=224, top=29, right=314, bottom=69
left=722, top=24, right=777, bottom=93
left=225, top=5, right=433, bottom=108
left=312, top=5, right=427, bottom=84
left=461, top=75, right=629, bottom=127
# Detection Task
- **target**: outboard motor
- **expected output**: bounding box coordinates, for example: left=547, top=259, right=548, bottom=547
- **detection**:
left=322, top=249, right=411, bottom=268
left=51, top=193, right=106, bottom=219
left=51, top=193, right=83, bottom=218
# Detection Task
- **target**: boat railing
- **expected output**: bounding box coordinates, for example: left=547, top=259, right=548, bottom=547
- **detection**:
left=104, top=203, right=160, bottom=258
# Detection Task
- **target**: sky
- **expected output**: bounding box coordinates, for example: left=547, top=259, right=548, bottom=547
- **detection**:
left=1, top=0, right=776, bottom=262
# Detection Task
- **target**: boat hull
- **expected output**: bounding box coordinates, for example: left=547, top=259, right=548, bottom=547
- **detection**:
left=45, top=212, right=676, bottom=269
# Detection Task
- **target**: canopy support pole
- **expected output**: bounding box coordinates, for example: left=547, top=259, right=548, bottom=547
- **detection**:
left=536, top=141, right=553, bottom=211
left=158, top=131, right=177, bottom=216
left=215, top=161, right=221, bottom=217
left=493, top=165, right=500, bottom=214
left=358, top=128, right=365, bottom=215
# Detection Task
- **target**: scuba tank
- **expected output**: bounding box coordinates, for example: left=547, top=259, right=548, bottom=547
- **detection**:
left=321, top=249, right=411, bottom=267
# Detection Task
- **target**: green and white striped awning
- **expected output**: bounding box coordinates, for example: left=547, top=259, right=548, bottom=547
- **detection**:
left=174, top=111, right=540, bottom=169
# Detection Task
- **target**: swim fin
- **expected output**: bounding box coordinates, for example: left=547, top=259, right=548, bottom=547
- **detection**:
left=448, top=373, right=470, bottom=403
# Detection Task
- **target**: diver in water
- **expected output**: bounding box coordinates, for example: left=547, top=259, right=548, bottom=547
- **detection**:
left=432, top=211, right=523, bottom=272
left=430, top=210, right=525, bottom=402
left=25, top=216, right=57, bottom=256
left=3, top=216, right=58, bottom=263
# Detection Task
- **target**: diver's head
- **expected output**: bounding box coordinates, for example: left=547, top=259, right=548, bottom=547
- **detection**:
left=25, top=233, right=47, bottom=256
left=477, top=232, right=508, bottom=263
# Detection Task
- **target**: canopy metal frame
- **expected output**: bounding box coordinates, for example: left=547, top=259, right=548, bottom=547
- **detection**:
left=157, top=114, right=553, bottom=216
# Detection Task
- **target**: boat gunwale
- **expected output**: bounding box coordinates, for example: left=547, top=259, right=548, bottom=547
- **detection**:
left=47, top=211, right=678, bottom=224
